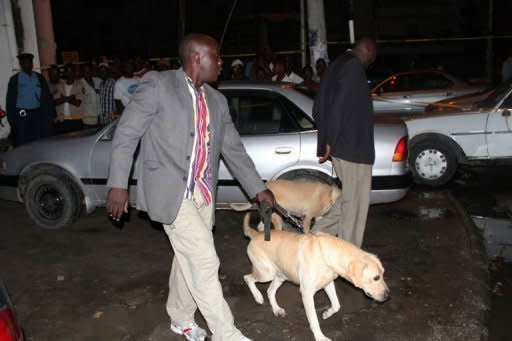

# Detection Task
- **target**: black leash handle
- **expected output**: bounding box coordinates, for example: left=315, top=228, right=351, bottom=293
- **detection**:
left=258, top=201, right=272, bottom=241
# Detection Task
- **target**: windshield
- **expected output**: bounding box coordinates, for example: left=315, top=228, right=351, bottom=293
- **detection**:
left=476, top=81, right=512, bottom=108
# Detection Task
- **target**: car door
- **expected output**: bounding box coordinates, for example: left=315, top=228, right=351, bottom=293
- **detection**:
left=486, top=89, right=512, bottom=157
left=217, top=89, right=301, bottom=203
left=88, top=123, right=140, bottom=206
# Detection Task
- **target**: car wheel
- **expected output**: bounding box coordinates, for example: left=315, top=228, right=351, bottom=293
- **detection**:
left=24, top=173, right=82, bottom=229
left=409, top=140, right=457, bottom=186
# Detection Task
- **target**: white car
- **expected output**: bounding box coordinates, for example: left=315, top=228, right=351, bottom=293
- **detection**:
left=405, top=81, right=512, bottom=186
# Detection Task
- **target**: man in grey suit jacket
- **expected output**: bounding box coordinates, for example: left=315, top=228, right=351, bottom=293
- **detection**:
left=106, top=34, right=274, bottom=341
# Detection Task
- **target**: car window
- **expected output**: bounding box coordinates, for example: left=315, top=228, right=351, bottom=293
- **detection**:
left=222, top=91, right=299, bottom=135
left=99, top=122, right=117, bottom=141
left=499, top=91, right=512, bottom=109
left=478, top=82, right=512, bottom=109
left=379, top=73, right=454, bottom=93
left=279, top=95, right=315, bottom=130
left=413, top=73, right=454, bottom=90
left=380, top=75, right=412, bottom=92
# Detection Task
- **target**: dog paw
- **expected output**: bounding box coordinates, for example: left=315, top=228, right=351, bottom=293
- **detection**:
left=272, top=307, right=286, bottom=317
left=254, top=292, right=264, bottom=305
left=322, top=308, right=337, bottom=320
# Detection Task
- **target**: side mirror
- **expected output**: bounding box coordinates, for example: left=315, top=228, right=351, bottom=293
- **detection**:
left=502, top=108, right=511, bottom=117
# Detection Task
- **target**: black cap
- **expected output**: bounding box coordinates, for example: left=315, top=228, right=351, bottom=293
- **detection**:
left=17, top=53, right=34, bottom=61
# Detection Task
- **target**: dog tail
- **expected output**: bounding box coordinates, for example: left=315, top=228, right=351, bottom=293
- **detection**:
left=243, top=212, right=258, bottom=239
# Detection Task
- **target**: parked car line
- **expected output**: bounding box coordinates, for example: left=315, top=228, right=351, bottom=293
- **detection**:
left=0, top=82, right=410, bottom=229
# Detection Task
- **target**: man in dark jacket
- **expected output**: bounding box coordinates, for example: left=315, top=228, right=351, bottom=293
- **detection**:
left=6, top=53, right=56, bottom=146
left=312, top=38, right=376, bottom=247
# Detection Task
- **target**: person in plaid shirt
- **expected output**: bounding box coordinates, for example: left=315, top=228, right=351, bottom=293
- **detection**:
left=98, top=63, right=116, bottom=125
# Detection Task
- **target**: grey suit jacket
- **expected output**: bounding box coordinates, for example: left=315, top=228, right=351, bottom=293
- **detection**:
left=107, top=68, right=266, bottom=224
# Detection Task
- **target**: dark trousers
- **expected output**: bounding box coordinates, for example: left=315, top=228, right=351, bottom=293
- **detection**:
left=54, top=120, right=84, bottom=135
left=11, top=108, right=51, bottom=147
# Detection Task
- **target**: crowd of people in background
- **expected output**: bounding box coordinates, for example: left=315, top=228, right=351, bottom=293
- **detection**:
left=2, top=50, right=328, bottom=148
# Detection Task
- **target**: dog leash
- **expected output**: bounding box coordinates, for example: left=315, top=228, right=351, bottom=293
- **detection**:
left=273, top=202, right=305, bottom=234
left=258, top=202, right=305, bottom=241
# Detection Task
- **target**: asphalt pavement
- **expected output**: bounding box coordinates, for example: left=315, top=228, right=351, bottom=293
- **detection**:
left=0, top=186, right=489, bottom=341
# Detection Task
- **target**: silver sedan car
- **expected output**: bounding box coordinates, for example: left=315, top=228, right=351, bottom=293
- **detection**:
left=0, top=82, right=410, bottom=229
left=372, top=69, right=486, bottom=114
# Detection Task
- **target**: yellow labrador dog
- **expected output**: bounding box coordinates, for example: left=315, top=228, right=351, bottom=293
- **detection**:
left=230, top=179, right=342, bottom=232
left=242, top=212, right=390, bottom=341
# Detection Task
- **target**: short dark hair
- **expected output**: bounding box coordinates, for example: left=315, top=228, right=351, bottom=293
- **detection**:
left=354, top=37, right=376, bottom=50
left=178, top=33, right=215, bottom=64
left=17, top=53, right=34, bottom=61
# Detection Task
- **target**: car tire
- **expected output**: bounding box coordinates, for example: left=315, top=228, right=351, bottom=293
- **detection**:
left=24, top=173, right=82, bottom=229
left=409, top=140, right=457, bottom=186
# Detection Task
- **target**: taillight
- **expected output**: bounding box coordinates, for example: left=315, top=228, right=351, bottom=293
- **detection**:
left=392, top=137, right=408, bottom=162
left=0, top=307, right=22, bottom=341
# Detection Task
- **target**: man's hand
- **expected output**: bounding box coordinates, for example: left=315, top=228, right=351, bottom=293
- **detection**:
left=254, top=189, right=275, bottom=210
left=319, top=144, right=331, bottom=164
left=106, top=188, right=129, bottom=221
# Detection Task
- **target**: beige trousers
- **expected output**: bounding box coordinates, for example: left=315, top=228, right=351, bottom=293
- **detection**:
left=314, top=157, right=372, bottom=247
left=163, top=198, right=245, bottom=340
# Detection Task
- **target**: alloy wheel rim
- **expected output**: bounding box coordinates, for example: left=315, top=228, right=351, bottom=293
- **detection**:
left=415, top=148, right=447, bottom=180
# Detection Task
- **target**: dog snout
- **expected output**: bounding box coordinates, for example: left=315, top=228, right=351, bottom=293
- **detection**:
left=379, top=289, right=391, bottom=302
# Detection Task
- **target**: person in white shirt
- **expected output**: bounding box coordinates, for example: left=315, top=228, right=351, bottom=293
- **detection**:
left=80, top=63, right=101, bottom=127
left=271, top=58, right=303, bottom=84
left=114, top=59, right=140, bottom=115
left=54, top=64, right=84, bottom=134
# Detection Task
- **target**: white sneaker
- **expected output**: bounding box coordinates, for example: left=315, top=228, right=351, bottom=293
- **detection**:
left=170, top=321, right=208, bottom=341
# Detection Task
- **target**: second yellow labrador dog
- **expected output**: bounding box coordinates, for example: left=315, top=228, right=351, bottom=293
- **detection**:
left=242, top=212, right=390, bottom=341
left=230, top=179, right=342, bottom=232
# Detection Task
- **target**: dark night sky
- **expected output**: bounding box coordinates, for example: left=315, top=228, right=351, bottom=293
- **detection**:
left=51, top=0, right=301, bottom=61
left=50, top=0, right=512, bottom=78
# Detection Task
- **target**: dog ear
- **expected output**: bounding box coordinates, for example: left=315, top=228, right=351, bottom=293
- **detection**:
left=347, top=260, right=367, bottom=288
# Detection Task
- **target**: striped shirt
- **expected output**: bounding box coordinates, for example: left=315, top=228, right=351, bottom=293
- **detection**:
left=99, top=78, right=116, bottom=125
left=184, top=77, right=212, bottom=206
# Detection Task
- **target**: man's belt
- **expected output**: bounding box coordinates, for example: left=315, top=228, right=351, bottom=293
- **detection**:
left=16, top=108, right=40, bottom=117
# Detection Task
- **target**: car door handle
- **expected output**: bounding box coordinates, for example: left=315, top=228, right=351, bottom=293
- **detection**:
left=274, top=147, right=292, bottom=154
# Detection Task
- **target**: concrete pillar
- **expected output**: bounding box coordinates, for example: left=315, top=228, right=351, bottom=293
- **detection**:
left=307, top=0, right=329, bottom=65
left=33, top=0, right=56, bottom=73
left=18, top=0, right=41, bottom=70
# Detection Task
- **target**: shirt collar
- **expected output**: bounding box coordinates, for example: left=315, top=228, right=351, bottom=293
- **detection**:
left=185, top=75, right=204, bottom=95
